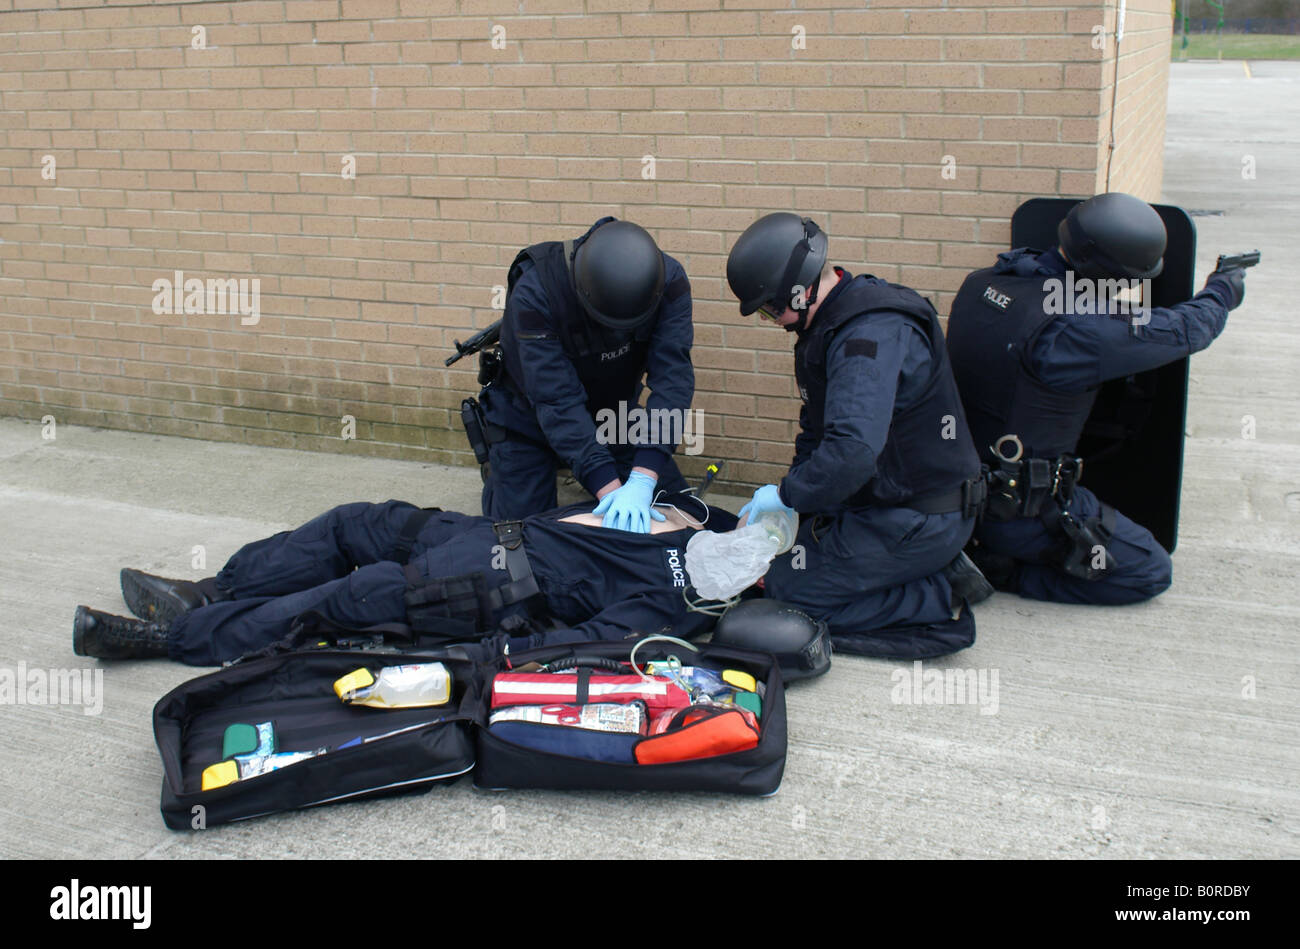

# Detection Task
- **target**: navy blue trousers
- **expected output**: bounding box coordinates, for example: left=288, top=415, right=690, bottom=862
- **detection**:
left=481, top=436, right=689, bottom=521
left=168, top=501, right=506, bottom=666
left=974, top=486, right=1172, bottom=604
left=764, top=505, right=975, bottom=658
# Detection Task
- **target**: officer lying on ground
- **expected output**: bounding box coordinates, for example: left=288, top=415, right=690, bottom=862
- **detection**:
left=476, top=217, right=695, bottom=530
left=72, top=494, right=751, bottom=667
left=946, top=192, right=1246, bottom=604
left=722, top=213, right=993, bottom=660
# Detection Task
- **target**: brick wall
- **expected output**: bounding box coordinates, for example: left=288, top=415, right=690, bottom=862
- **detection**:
left=0, top=0, right=1172, bottom=491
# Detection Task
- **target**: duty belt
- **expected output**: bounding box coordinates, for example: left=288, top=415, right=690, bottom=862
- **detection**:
left=902, top=476, right=987, bottom=519
left=860, top=474, right=987, bottom=519
left=983, top=434, right=1084, bottom=522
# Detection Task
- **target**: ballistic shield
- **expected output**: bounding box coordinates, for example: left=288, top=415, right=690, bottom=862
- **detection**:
left=1009, top=197, right=1196, bottom=553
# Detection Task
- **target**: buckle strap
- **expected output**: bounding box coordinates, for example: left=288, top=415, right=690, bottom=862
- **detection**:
left=389, top=506, right=441, bottom=563
left=489, top=520, right=541, bottom=611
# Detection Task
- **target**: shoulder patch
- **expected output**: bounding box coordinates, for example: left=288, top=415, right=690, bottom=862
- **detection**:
left=663, top=273, right=690, bottom=300
left=845, top=338, right=878, bottom=359
left=981, top=285, right=1013, bottom=311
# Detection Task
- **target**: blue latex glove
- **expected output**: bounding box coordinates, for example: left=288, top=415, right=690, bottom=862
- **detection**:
left=591, top=470, right=666, bottom=533
left=739, top=483, right=796, bottom=525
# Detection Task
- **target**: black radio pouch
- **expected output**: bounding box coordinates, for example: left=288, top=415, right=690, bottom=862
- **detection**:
left=985, top=457, right=1054, bottom=520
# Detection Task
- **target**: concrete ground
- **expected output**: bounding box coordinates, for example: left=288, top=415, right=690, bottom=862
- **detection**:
left=1, top=62, right=1296, bottom=859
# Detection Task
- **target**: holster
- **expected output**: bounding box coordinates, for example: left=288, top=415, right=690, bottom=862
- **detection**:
left=457, top=392, right=496, bottom=462
left=1041, top=502, right=1118, bottom=581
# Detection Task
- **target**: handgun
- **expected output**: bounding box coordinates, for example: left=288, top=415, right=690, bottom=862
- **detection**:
left=445, top=319, right=502, bottom=367
left=1215, top=250, right=1261, bottom=272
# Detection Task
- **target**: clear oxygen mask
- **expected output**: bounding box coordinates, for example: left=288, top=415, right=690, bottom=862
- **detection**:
left=684, top=509, right=797, bottom=601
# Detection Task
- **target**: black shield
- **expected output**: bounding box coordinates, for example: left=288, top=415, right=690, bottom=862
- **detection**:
left=1009, top=197, right=1196, bottom=553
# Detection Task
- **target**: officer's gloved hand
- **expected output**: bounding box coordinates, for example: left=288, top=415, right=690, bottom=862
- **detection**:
left=1205, top=267, right=1246, bottom=310
left=739, top=483, right=796, bottom=526
left=592, top=470, right=665, bottom=533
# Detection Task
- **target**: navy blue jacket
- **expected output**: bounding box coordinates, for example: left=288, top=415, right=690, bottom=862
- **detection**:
left=486, top=218, right=694, bottom=496
left=522, top=499, right=738, bottom=643
left=1022, top=248, right=1233, bottom=390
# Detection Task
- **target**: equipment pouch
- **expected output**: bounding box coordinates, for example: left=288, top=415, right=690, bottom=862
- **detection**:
left=403, top=567, right=488, bottom=641
left=477, top=347, right=502, bottom=387
left=460, top=397, right=491, bottom=465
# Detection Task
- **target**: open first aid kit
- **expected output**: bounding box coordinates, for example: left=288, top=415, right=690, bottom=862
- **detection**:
left=152, top=650, right=476, bottom=829
left=152, top=635, right=787, bottom=828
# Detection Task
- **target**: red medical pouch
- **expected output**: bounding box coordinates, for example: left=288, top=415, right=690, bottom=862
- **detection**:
left=489, top=671, right=690, bottom=714
left=634, top=707, right=761, bottom=765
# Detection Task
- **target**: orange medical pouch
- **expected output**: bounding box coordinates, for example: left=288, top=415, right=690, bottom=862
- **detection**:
left=634, top=707, right=761, bottom=765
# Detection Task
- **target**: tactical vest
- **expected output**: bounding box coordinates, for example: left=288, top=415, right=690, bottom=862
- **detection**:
left=501, top=233, right=655, bottom=410
left=946, top=264, right=1098, bottom=463
left=794, top=277, right=980, bottom=507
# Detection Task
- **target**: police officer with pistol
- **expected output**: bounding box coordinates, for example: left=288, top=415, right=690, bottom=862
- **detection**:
left=457, top=218, right=695, bottom=530
left=724, top=213, right=992, bottom=660
left=946, top=192, right=1250, bottom=604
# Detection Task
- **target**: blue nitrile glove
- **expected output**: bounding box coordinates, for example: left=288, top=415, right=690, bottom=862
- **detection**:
left=591, top=470, right=666, bottom=533
left=738, top=483, right=796, bottom=525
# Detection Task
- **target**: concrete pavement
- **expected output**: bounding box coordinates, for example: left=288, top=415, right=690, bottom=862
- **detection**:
left=0, top=62, right=1296, bottom=859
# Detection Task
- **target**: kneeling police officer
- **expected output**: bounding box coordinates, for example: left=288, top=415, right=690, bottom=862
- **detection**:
left=724, top=213, right=991, bottom=659
left=946, top=191, right=1247, bottom=604
left=473, top=217, right=694, bottom=530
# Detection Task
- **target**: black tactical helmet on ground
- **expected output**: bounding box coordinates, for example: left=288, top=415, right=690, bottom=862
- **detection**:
left=571, top=219, right=666, bottom=331
left=1057, top=192, right=1167, bottom=280
left=726, top=213, right=828, bottom=318
left=711, top=599, right=832, bottom=682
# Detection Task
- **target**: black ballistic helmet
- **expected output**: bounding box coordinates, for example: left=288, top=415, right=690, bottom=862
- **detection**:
left=712, top=599, right=832, bottom=682
left=726, top=213, right=828, bottom=316
left=571, top=219, right=666, bottom=331
left=1057, top=192, right=1167, bottom=280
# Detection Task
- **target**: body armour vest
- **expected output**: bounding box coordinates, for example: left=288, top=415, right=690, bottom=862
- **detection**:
left=794, top=277, right=980, bottom=507
left=946, top=255, right=1099, bottom=463
left=500, top=231, right=655, bottom=413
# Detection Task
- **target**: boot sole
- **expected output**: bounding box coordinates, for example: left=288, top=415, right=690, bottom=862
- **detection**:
left=120, top=569, right=185, bottom=626
left=72, top=605, right=89, bottom=656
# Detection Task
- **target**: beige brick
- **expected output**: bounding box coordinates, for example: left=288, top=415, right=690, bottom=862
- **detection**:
left=3, top=0, right=1166, bottom=478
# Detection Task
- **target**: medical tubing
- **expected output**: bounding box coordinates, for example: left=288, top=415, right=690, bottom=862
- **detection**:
left=629, top=633, right=700, bottom=681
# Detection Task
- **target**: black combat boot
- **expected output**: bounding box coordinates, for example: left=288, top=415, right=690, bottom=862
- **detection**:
left=73, top=606, right=171, bottom=660
left=942, top=550, right=996, bottom=610
left=120, top=569, right=227, bottom=625
left=965, top=543, right=1018, bottom=593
